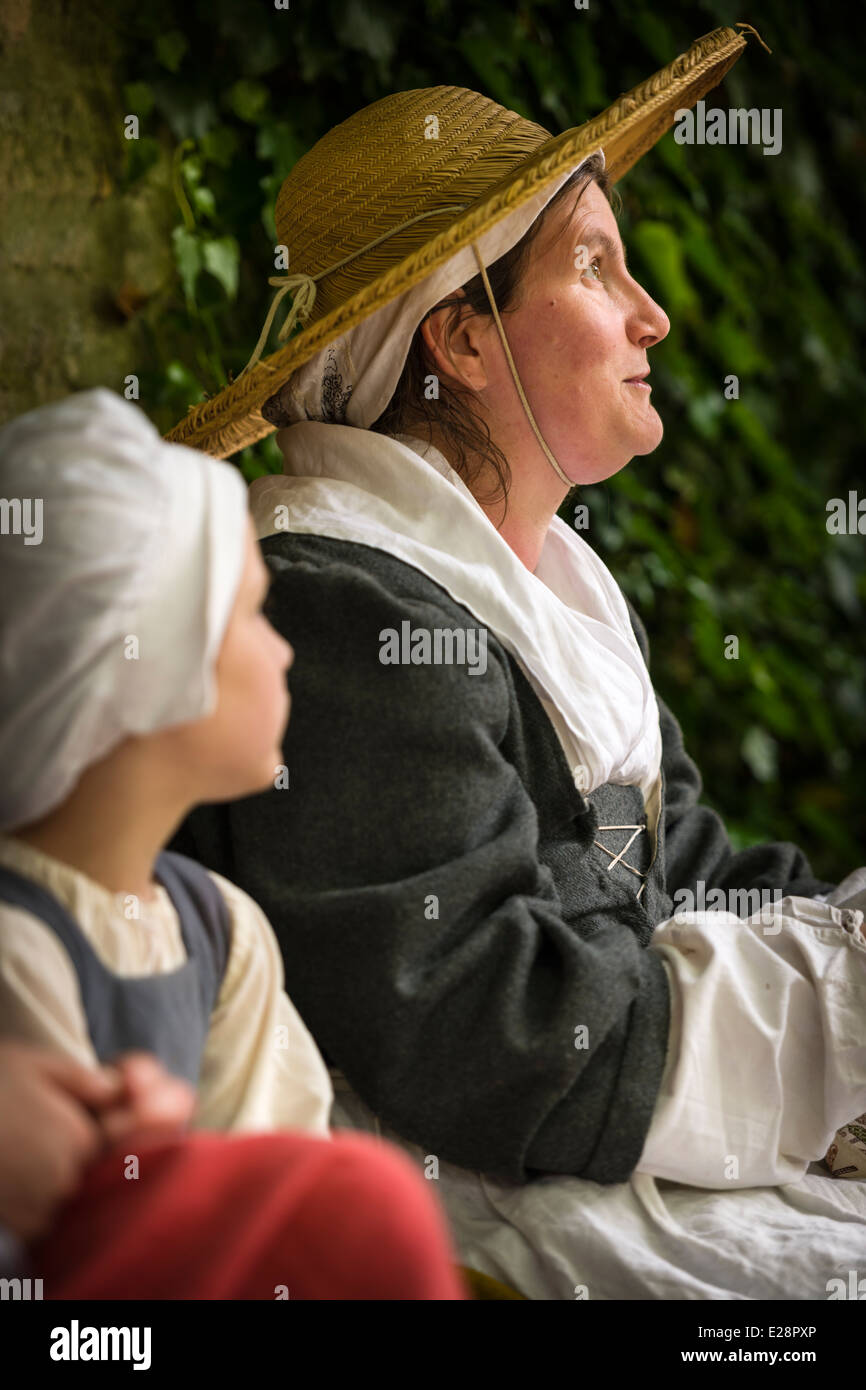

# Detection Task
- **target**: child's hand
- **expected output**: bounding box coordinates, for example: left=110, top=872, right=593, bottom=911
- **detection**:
left=0, top=1041, right=123, bottom=1240
left=96, top=1052, right=196, bottom=1147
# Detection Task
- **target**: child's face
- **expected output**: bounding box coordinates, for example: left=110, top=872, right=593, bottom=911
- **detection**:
left=161, top=517, right=293, bottom=804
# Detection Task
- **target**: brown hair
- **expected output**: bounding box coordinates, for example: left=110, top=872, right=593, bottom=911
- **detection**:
left=369, top=153, right=620, bottom=512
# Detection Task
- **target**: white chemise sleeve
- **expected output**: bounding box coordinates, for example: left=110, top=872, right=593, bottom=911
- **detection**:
left=193, top=870, right=334, bottom=1137
left=636, top=893, right=866, bottom=1188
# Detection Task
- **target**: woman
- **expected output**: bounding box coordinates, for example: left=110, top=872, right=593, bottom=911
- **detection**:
left=168, top=30, right=866, bottom=1297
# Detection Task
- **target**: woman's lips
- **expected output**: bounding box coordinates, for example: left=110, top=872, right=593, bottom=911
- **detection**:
left=625, top=378, right=651, bottom=390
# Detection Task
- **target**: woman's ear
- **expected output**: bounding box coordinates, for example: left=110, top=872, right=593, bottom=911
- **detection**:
left=421, top=289, right=489, bottom=394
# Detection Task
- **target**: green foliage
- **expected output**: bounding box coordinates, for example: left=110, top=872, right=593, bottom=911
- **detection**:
left=116, top=0, right=866, bottom=879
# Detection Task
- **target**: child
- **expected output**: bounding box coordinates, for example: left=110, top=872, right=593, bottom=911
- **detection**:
left=0, top=388, right=466, bottom=1300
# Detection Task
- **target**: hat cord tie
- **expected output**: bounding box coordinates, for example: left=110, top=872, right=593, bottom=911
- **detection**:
left=238, top=203, right=470, bottom=380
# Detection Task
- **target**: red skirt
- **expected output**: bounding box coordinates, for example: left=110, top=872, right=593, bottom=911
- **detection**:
left=29, top=1127, right=468, bottom=1300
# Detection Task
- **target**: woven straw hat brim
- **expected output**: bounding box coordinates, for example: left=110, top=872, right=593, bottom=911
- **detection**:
left=165, top=23, right=754, bottom=459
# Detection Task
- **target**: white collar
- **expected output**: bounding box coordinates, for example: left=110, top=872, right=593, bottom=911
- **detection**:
left=249, top=423, right=663, bottom=810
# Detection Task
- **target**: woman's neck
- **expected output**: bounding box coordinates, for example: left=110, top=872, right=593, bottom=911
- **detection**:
left=403, top=421, right=572, bottom=572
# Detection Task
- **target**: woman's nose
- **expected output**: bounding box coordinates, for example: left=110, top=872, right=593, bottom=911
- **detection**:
left=626, top=270, right=670, bottom=347
left=649, top=298, right=671, bottom=343
left=637, top=285, right=670, bottom=345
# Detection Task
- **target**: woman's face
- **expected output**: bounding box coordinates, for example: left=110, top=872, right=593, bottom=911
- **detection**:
left=439, top=179, right=671, bottom=487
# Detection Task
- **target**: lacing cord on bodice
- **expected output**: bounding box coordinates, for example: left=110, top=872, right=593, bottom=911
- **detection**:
left=593, top=822, right=648, bottom=902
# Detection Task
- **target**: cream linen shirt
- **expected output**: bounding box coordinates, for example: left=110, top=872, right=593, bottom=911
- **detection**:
left=0, top=835, right=334, bottom=1137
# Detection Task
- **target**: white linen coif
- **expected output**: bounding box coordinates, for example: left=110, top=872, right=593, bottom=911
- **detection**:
left=0, top=388, right=248, bottom=832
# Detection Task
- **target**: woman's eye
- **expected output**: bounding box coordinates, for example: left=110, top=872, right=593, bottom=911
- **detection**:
left=582, top=258, right=604, bottom=284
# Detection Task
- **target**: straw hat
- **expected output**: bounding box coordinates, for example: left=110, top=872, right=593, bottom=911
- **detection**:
left=164, top=22, right=769, bottom=461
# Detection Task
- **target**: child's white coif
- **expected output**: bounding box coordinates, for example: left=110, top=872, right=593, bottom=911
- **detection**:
left=0, top=388, right=248, bottom=832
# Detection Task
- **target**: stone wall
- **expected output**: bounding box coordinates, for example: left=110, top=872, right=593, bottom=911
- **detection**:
left=0, top=0, right=174, bottom=422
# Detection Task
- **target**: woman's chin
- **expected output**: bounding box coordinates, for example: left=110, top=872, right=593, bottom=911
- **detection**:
left=632, top=415, right=664, bottom=456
